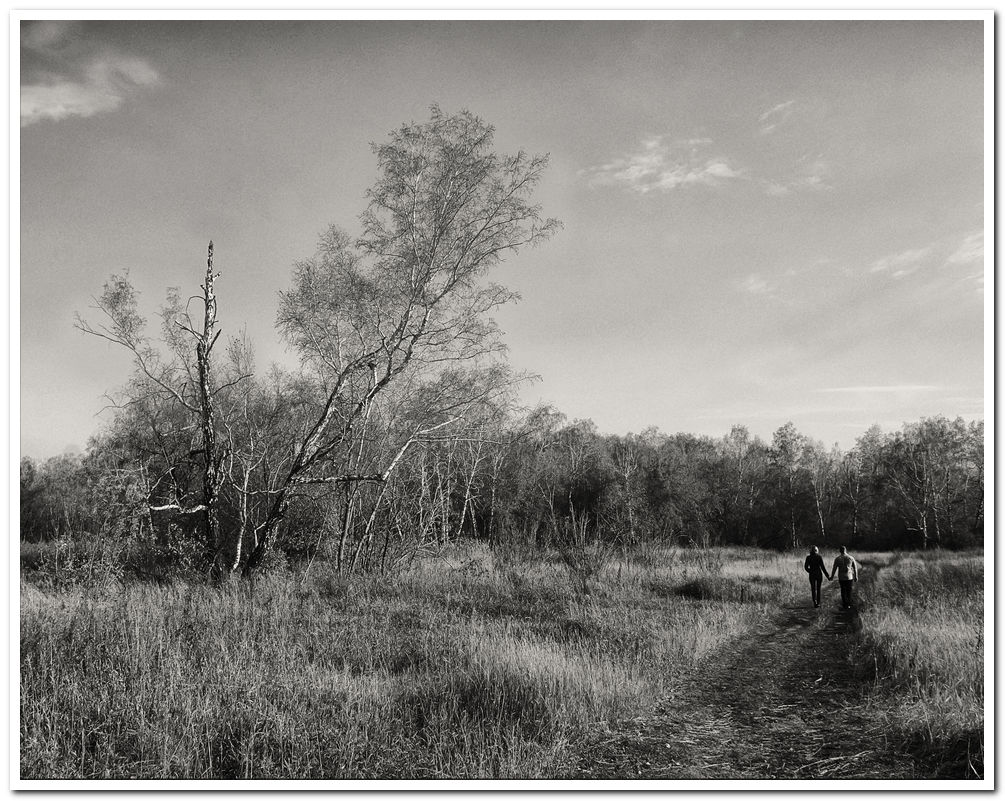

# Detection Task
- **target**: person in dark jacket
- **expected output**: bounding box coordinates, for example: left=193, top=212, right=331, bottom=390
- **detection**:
left=803, top=546, right=831, bottom=608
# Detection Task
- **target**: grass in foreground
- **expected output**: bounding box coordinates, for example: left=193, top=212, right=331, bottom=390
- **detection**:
left=856, top=551, right=984, bottom=778
left=21, top=542, right=799, bottom=780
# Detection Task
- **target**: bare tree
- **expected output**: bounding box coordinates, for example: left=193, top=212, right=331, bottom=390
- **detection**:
left=77, top=242, right=249, bottom=572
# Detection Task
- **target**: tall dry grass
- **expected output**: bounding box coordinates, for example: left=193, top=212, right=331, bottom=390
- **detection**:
left=857, top=551, right=984, bottom=778
left=20, top=541, right=795, bottom=780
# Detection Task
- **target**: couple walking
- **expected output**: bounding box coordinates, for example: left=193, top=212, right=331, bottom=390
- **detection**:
left=803, top=545, right=859, bottom=609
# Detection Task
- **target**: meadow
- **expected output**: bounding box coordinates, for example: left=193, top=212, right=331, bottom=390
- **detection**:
left=20, top=542, right=798, bottom=779
left=19, top=542, right=984, bottom=780
left=854, top=550, right=984, bottom=778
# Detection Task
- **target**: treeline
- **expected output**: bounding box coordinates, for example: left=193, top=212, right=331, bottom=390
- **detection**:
left=19, top=107, right=985, bottom=577
left=21, top=410, right=983, bottom=566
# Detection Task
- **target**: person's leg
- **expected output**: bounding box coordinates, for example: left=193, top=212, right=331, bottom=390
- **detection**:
left=810, top=575, right=821, bottom=605
left=839, top=580, right=852, bottom=607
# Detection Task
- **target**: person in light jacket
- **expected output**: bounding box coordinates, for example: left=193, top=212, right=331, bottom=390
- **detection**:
left=803, top=546, right=831, bottom=608
left=831, top=546, right=859, bottom=609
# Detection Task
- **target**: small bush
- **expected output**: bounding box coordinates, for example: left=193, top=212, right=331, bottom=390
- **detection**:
left=673, top=574, right=783, bottom=603
left=20, top=537, right=126, bottom=590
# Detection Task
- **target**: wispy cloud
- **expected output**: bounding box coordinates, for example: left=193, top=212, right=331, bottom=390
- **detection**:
left=584, top=136, right=745, bottom=194
left=21, top=21, right=160, bottom=127
left=764, top=156, right=832, bottom=195
left=816, top=385, right=941, bottom=394
left=870, top=247, right=932, bottom=278
left=738, top=274, right=771, bottom=295
left=797, top=157, right=830, bottom=190
left=758, top=99, right=796, bottom=135
left=944, top=230, right=984, bottom=293
left=589, top=119, right=831, bottom=199
left=946, top=230, right=983, bottom=266
left=784, top=257, right=836, bottom=278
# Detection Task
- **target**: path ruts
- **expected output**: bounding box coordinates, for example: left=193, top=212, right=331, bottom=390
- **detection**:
left=561, top=575, right=921, bottom=779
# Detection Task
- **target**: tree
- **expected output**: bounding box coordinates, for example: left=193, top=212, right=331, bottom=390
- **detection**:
left=77, top=243, right=250, bottom=572
left=715, top=425, right=769, bottom=545
left=20, top=458, right=42, bottom=541
left=847, top=423, right=885, bottom=542
left=769, top=422, right=812, bottom=549
left=961, top=419, right=984, bottom=544
left=802, top=440, right=837, bottom=544
left=243, top=106, right=559, bottom=573
left=607, top=432, right=644, bottom=544
left=654, top=433, right=720, bottom=547
left=216, top=355, right=308, bottom=572
left=346, top=367, right=523, bottom=571
left=880, top=416, right=980, bottom=549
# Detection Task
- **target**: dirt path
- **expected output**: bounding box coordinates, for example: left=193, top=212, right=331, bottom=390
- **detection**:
left=562, top=574, right=922, bottom=780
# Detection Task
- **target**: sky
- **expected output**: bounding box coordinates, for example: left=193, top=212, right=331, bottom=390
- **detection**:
left=18, top=18, right=987, bottom=458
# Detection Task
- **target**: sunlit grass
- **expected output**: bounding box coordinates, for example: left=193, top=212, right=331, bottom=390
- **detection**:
left=858, top=552, right=984, bottom=778
left=24, top=542, right=979, bottom=779
left=20, top=540, right=790, bottom=779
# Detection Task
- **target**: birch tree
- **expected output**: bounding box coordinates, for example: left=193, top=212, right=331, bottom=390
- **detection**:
left=769, top=422, right=812, bottom=549
left=243, top=106, right=559, bottom=573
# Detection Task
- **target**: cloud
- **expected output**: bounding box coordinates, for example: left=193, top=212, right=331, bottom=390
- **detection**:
left=589, top=122, right=830, bottom=199
left=946, top=231, right=983, bottom=266
left=757, top=102, right=835, bottom=191
left=591, top=120, right=831, bottom=199
left=739, top=274, right=770, bottom=295
left=585, top=136, right=745, bottom=194
left=20, top=23, right=160, bottom=127
left=784, top=257, right=835, bottom=278
left=942, top=231, right=985, bottom=293
left=22, top=20, right=78, bottom=51
left=797, top=157, right=831, bottom=189
left=870, top=247, right=932, bottom=278
left=816, top=385, right=941, bottom=394
left=761, top=156, right=831, bottom=196
left=758, top=99, right=796, bottom=135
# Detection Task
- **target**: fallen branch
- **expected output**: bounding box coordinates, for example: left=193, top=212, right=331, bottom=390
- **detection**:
left=149, top=503, right=207, bottom=514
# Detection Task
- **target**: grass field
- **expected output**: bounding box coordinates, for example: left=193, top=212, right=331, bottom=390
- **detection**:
left=19, top=542, right=983, bottom=780
left=855, top=551, right=984, bottom=778
left=20, top=543, right=802, bottom=779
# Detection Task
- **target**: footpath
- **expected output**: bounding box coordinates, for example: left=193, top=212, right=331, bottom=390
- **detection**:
left=561, top=574, right=923, bottom=780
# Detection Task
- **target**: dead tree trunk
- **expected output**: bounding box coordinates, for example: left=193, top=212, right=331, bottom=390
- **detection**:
left=197, top=243, right=225, bottom=568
